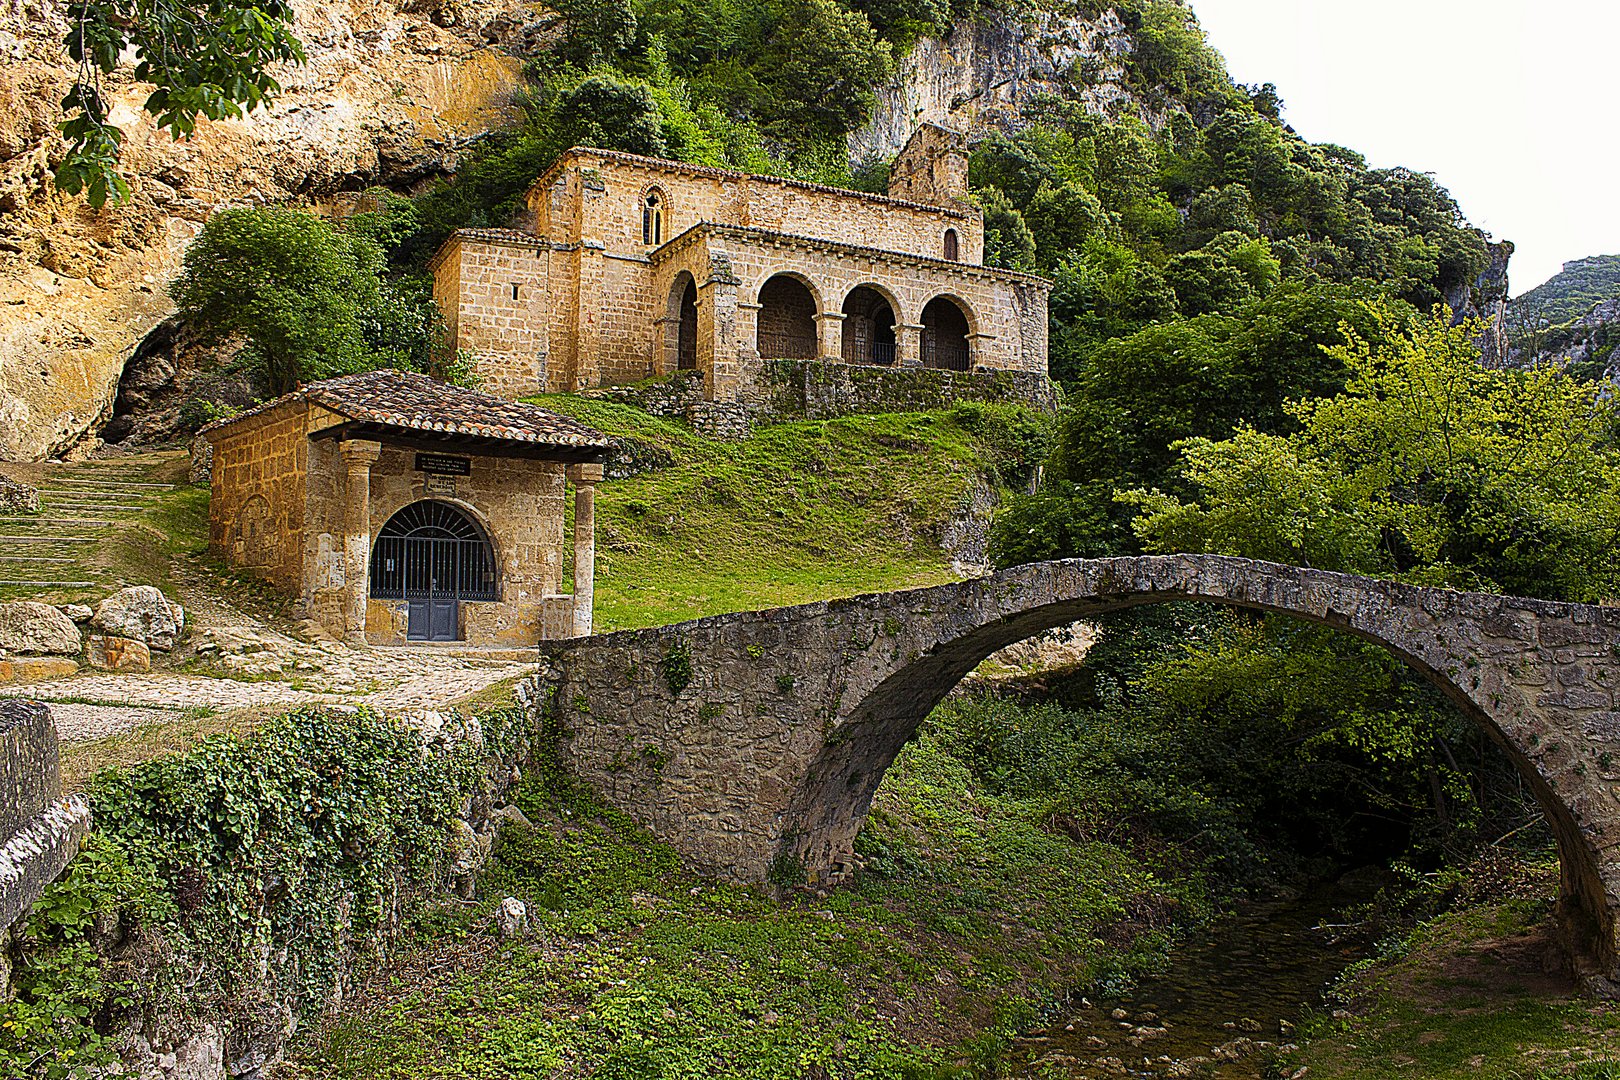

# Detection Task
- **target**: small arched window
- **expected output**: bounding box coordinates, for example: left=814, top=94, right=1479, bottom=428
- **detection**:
left=943, top=228, right=959, bottom=262
left=511, top=283, right=521, bottom=301
left=642, top=190, right=665, bottom=246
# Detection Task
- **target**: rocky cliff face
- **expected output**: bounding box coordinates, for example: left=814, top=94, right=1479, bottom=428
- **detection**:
left=1448, top=240, right=1515, bottom=368
left=0, top=0, right=540, bottom=461
left=850, top=6, right=1144, bottom=163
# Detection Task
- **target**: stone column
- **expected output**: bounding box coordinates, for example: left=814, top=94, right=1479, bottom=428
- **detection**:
left=569, top=462, right=605, bottom=636
left=339, top=439, right=382, bottom=644
left=813, top=311, right=846, bottom=361
left=897, top=323, right=925, bottom=369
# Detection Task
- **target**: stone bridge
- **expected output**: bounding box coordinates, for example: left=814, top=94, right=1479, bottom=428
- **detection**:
left=530, top=555, right=1620, bottom=990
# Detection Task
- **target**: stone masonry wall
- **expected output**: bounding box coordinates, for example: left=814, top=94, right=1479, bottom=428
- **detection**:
left=206, top=400, right=309, bottom=592
left=431, top=236, right=554, bottom=399
left=532, top=152, right=982, bottom=265
left=532, top=555, right=1620, bottom=991
left=1, top=701, right=90, bottom=955
left=301, top=439, right=573, bottom=645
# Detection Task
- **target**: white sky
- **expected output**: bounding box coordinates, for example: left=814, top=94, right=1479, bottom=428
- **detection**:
left=1187, top=0, right=1620, bottom=296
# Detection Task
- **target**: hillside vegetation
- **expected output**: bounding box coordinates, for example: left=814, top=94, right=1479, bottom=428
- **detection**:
left=530, top=398, right=1049, bottom=629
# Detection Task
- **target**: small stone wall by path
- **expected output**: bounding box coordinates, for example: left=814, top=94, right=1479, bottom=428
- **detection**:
left=532, top=555, right=1620, bottom=994
left=0, top=701, right=90, bottom=945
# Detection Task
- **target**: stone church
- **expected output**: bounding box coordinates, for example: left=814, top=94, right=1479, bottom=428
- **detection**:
left=428, top=125, right=1051, bottom=402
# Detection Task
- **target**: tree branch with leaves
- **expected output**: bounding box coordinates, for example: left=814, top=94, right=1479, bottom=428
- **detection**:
left=57, top=0, right=304, bottom=207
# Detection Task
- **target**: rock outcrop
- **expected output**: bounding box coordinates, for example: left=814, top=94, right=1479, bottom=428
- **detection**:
left=90, top=586, right=184, bottom=651
left=0, top=0, right=541, bottom=461
left=850, top=8, right=1143, bottom=164
left=0, top=600, right=82, bottom=656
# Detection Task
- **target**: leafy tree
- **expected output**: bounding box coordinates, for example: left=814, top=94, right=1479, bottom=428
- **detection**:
left=979, top=187, right=1037, bottom=272
left=171, top=207, right=441, bottom=395
left=1124, top=305, right=1620, bottom=602
left=553, top=0, right=638, bottom=66
left=554, top=74, right=668, bottom=156
left=57, top=0, right=303, bottom=206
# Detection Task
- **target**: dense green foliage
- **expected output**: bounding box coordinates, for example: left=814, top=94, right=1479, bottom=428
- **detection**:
left=55, top=0, right=303, bottom=206
left=171, top=203, right=452, bottom=395
left=0, top=709, right=492, bottom=1079
left=1124, top=306, right=1620, bottom=603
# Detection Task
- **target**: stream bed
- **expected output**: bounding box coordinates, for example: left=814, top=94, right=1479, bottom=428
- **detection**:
left=1010, top=885, right=1375, bottom=1078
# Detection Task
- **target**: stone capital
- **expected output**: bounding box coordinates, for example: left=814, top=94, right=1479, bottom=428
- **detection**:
left=339, top=439, right=383, bottom=468
left=568, top=462, right=606, bottom=485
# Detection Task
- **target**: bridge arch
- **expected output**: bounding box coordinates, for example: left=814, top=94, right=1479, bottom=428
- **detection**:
left=535, top=555, right=1620, bottom=991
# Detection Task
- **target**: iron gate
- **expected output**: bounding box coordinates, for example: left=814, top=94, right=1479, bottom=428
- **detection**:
left=369, top=501, right=497, bottom=641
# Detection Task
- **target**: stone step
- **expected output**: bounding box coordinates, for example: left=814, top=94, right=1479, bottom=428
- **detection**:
left=0, top=520, right=118, bottom=529
left=40, top=505, right=146, bottom=514
left=49, top=479, right=176, bottom=490
left=37, top=489, right=153, bottom=499
left=0, top=579, right=97, bottom=587
left=0, top=556, right=77, bottom=563
left=0, top=535, right=100, bottom=544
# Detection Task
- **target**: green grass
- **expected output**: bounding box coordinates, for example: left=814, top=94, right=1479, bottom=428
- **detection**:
left=292, top=705, right=1203, bottom=1078
left=0, top=452, right=208, bottom=607
left=529, top=397, right=1046, bottom=630
left=1284, top=867, right=1620, bottom=1078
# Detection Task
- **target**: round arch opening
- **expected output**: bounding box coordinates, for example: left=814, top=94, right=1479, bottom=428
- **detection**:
left=767, top=562, right=1620, bottom=978
left=757, top=275, right=818, bottom=360
left=370, top=500, right=499, bottom=642
left=840, top=286, right=897, bottom=366
left=921, top=295, right=971, bottom=371
left=668, top=272, right=698, bottom=372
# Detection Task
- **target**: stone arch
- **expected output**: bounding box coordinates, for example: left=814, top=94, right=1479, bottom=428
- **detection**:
left=665, top=271, right=699, bottom=372
left=767, top=557, right=1620, bottom=985
left=839, top=284, right=900, bottom=366
left=369, top=498, right=501, bottom=603
left=756, top=273, right=820, bottom=360
left=537, top=555, right=1620, bottom=988
left=641, top=186, right=667, bottom=246
left=920, top=293, right=973, bottom=370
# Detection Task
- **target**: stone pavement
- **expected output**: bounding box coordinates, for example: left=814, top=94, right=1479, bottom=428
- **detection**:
left=0, top=648, right=536, bottom=742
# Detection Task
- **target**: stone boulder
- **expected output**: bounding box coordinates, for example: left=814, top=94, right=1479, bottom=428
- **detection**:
left=60, top=604, right=92, bottom=623
left=0, top=601, right=82, bottom=656
left=83, top=634, right=152, bottom=673
left=0, top=475, right=39, bottom=514
left=91, top=587, right=185, bottom=651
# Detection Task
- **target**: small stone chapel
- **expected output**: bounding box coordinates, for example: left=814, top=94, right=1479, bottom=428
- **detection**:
left=201, top=369, right=614, bottom=646
left=428, top=124, right=1051, bottom=402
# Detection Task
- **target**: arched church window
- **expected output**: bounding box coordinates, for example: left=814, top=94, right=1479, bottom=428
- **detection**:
left=943, top=228, right=959, bottom=262
left=642, top=190, right=665, bottom=246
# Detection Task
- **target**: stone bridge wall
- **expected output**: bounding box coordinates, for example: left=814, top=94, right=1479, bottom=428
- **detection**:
left=532, top=555, right=1620, bottom=991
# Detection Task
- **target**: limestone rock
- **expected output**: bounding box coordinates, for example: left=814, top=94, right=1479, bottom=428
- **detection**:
left=0, top=476, right=39, bottom=514
left=91, top=587, right=185, bottom=650
left=60, top=604, right=93, bottom=623
left=0, top=601, right=82, bottom=656
left=0, top=657, right=79, bottom=685
left=496, top=896, right=528, bottom=937
left=0, top=0, right=531, bottom=462
left=83, top=634, right=152, bottom=673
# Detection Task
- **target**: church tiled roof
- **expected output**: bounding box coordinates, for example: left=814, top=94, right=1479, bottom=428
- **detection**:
left=202, top=369, right=615, bottom=454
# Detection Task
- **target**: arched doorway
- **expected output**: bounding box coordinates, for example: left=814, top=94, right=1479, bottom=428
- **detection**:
left=840, top=286, right=897, bottom=366
left=757, top=275, right=818, bottom=359
left=369, top=500, right=498, bottom=642
left=921, top=296, right=971, bottom=371
left=669, top=273, right=698, bottom=371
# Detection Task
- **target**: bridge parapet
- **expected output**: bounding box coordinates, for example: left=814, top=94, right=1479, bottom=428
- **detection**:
left=531, top=555, right=1620, bottom=992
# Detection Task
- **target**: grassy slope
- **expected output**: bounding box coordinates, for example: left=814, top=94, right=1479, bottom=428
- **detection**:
left=529, top=398, right=1036, bottom=631
left=1282, top=859, right=1620, bottom=1078
left=292, top=715, right=1203, bottom=1079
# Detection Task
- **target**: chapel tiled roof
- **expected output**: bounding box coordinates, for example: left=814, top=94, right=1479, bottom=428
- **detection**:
left=202, top=369, right=615, bottom=453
